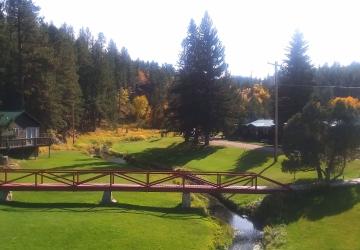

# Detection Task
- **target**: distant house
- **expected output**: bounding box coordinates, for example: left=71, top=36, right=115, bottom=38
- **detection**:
left=244, top=119, right=275, bottom=143
left=0, top=111, right=52, bottom=157
left=0, top=111, right=41, bottom=139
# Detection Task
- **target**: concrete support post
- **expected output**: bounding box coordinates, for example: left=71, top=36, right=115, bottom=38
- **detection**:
left=101, top=191, right=117, bottom=204
left=1, top=155, right=9, bottom=166
left=182, top=192, right=191, bottom=208
left=0, top=191, right=12, bottom=202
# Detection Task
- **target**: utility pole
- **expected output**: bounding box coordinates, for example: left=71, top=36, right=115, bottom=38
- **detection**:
left=268, top=61, right=280, bottom=162
left=72, top=103, right=75, bottom=145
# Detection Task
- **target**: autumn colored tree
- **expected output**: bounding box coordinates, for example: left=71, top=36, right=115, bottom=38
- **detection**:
left=239, top=83, right=271, bottom=121
left=132, top=95, right=151, bottom=126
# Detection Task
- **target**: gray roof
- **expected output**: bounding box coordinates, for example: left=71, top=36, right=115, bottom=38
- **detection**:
left=247, top=119, right=275, bottom=128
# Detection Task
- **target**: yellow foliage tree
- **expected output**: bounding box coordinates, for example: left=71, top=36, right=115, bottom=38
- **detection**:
left=132, top=95, right=151, bottom=124
left=239, top=84, right=271, bottom=120
left=117, top=88, right=132, bottom=119
left=329, top=96, right=360, bottom=109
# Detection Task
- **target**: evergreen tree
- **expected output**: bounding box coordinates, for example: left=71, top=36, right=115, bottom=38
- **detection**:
left=4, top=0, right=41, bottom=109
left=169, top=12, right=235, bottom=145
left=75, top=27, right=95, bottom=130
left=279, top=31, right=315, bottom=124
left=91, top=33, right=117, bottom=126
left=169, top=19, right=199, bottom=141
left=48, top=24, right=82, bottom=134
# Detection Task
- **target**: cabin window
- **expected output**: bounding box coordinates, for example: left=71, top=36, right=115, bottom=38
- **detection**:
left=26, top=127, right=39, bottom=138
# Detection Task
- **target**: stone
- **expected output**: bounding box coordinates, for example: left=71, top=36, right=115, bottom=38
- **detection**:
left=101, top=190, right=117, bottom=204
left=0, top=191, right=12, bottom=202
left=182, top=192, right=191, bottom=208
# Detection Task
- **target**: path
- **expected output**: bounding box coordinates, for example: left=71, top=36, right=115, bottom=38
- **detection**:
left=291, top=178, right=360, bottom=190
left=210, top=139, right=278, bottom=153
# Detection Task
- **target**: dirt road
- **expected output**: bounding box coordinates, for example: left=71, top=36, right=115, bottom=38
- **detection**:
left=210, top=139, right=278, bottom=153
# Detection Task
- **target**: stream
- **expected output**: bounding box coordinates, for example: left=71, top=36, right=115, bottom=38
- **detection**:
left=209, top=200, right=263, bottom=250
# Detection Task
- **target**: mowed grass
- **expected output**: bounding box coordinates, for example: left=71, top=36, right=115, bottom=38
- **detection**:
left=113, top=136, right=360, bottom=250
left=2, top=136, right=359, bottom=250
left=256, top=186, right=360, bottom=250
left=112, top=137, right=360, bottom=182
left=0, top=150, right=230, bottom=250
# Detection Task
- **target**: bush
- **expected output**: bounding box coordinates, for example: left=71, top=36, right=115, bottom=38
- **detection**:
left=263, top=224, right=287, bottom=249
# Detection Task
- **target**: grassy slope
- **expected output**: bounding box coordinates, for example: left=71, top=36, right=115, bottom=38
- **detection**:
left=113, top=137, right=360, bottom=250
left=257, top=186, right=360, bottom=250
left=2, top=136, right=359, bottom=250
left=0, top=151, right=229, bottom=250
left=112, top=137, right=360, bottom=206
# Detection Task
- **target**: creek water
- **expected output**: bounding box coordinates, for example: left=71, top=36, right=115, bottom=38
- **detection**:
left=228, top=212, right=263, bottom=250
left=210, top=201, right=263, bottom=250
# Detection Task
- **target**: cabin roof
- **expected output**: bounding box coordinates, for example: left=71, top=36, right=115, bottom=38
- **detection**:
left=0, top=111, right=41, bottom=128
left=246, top=119, right=275, bottom=128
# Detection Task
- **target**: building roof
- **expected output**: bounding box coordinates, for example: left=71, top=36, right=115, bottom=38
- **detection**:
left=247, top=119, right=275, bottom=128
left=0, top=111, right=40, bottom=128
left=0, top=111, right=22, bottom=127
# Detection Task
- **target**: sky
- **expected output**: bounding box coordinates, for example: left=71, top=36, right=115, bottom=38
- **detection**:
left=33, top=0, right=360, bottom=78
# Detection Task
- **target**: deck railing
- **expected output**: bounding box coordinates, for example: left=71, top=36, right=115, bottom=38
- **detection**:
left=0, top=136, right=53, bottom=149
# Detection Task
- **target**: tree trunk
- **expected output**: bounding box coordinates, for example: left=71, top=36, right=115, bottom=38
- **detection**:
left=193, top=129, right=199, bottom=145
left=325, top=167, right=331, bottom=183
left=204, top=132, right=210, bottom=146
left=315, top=165, right=323, bottom=181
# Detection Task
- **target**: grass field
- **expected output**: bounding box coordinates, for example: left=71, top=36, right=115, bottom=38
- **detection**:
left=1, top=150, right=231, bottom=250
left=2, top=135, right=359, bottom=250
left=112, top=136, right=360, bottom=250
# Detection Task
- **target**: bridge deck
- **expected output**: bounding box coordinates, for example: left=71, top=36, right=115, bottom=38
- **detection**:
left=0, top=169, right=291, bottom=194
left=0, top=183, right=286, bottom=193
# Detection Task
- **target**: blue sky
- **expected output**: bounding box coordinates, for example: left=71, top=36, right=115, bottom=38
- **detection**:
left=34, top=0, right=360, bottom=78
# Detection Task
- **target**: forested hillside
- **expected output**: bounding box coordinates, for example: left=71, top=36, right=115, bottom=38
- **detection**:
left=0, top=0, right=174, bottom=134
left=1, top=0, right=360, bottom=138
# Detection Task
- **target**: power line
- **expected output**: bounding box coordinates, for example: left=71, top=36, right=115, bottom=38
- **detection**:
left=277, top=84, right=360, bottom=89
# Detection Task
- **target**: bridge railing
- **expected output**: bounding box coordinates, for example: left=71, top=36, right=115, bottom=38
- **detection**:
left=0, top=169, right=291, bottom=193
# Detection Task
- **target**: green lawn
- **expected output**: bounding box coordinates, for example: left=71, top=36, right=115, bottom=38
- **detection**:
left=113, top=137, right=360, bottom=250
left=112, top=137, right=360, bottom=183
left=2, top=136, right=359, bottom=250
left=0, top=150, right=231, bottom=250
left=256, top=186, right=360, bottom=250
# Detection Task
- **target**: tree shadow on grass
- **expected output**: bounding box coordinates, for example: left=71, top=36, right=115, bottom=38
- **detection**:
left=234, top=148, right=274, bottom=173
left=253, top=185, right=360, bottom=226
left=50, top=161, right=127, bottom=170
left=0, top=201, right=206, bottom=219
left=128, top=142, right=224, bottom=169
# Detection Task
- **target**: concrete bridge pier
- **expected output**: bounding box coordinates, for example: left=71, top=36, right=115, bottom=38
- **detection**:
left=0, top=191, right=12, bottom=202
left=182, top=192, right=191, bottom=208
left=101, top=191, right=117, bottom=204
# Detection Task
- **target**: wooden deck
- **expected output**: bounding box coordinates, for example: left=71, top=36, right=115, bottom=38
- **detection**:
left=0, top=137, right=52, bottom=150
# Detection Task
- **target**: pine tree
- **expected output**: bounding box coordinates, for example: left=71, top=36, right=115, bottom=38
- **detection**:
left=278, top=31, right=315, bottom=124
left=47, top=24, right=82, bottom=134
left=4, top=0, right=41, bottom=109
left=169, top=19, right=199, bottom=141
left=169, top=12, right=235, bottom=145
left=76, top=27, right=95, bottom=130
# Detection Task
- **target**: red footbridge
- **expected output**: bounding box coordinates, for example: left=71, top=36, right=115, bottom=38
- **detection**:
left=0, top=169, right=291, bottom=194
